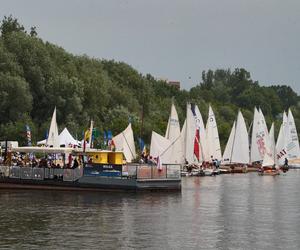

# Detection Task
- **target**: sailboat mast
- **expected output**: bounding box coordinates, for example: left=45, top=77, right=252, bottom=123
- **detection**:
left=185, top=103, right=189, bottom=161
left=140, top=104, right=144, bottom=144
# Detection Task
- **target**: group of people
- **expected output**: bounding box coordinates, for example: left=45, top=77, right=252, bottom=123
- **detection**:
left=260, top=157, right=289, bottom=173
left=185, top=157, right=221, bottom=173
left=139, top=151, right=157, bottom=165
left=3, top=152, right=81, bottom=169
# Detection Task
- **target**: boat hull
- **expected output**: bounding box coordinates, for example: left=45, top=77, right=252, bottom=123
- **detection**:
left=0, top=177, right=181, bottom=192
left=288, top=164, right=300, bottom=169
left=258, top=170, right=280, bottom=176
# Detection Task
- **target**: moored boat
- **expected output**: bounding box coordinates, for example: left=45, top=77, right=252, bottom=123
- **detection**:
left=258, top=168, right=280, bottom=176
left=222, top=111, right=250, bottom=173
left=276, top=109, right=300, bottom=170
left=0, top=147, right=181, bottom=192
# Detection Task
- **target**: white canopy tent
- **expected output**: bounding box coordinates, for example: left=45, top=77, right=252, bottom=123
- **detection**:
left=37, top=127, right=80, bottom=147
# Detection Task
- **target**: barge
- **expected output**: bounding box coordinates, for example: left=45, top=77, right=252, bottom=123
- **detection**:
left=0, top=147, right=181, bottom=192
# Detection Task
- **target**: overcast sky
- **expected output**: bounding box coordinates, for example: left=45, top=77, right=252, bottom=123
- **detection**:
left=1, top=0, right=299, bottom=93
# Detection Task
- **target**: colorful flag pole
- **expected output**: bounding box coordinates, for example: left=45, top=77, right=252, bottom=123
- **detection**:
left=25, top=125, right=32, bottom=146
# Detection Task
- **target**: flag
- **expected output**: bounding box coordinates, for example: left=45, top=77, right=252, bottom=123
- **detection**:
left=107, top=130, right=112, bottom=140
left=142, top=145, right=147, bottom=155
left=191, top=103, right=196, bottom=116
left=83, top=130, right=91, bottom=152
left=138, top=138, right=145, bottom=151
left=110, top=139, right=116, bottom=151
left=84, top=130, right=91, bottom=142
left=45, top=129, right=49, bottom=140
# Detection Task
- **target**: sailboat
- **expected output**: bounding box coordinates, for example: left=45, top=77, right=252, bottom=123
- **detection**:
left=223, top=121, right=236, bottom=165
left=150, top=102, right=184, bottom=165
left=276, top=109, right=300, bottom=168
left=179, top=103, right=204, bottom=176
left=149, top=131, right=173, bottom=164
left=181, top=103, right=197, bottom=165
left=200, top=105, right=222, bottom=176
left=250, top=107, right=269, bottom=166
left=192, top=105, right=207, bottom=163
left=165, top=103, right=184, bottom=164
left=260, top=123, right=280, bottom=175
left=46, top=107, right=59, bottom=148
left=222, top=111, right=249, bottom=172
left=205, top=105, right=222, bottom=161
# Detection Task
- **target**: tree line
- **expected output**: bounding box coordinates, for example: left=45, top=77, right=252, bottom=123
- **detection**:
left=0, top=16, right=299, bottom=151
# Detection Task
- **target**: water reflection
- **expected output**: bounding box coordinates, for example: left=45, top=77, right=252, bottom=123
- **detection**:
left=1, top=173, right=300, bottom=249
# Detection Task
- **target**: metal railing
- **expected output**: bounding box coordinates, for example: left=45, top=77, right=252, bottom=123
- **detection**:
left=123, top=164, right=181, bottom=180
left=0, top=164, right=181, bottom=181
left=0, top=165, right=83, bottom=182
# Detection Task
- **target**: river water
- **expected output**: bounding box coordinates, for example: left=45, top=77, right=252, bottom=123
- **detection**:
left=1, top=172, right=300, bottom=250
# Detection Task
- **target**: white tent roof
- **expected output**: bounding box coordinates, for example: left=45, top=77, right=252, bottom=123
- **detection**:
left=59, top=128, right=80, bottom=146
left=37, top=127, right=80, bottom=146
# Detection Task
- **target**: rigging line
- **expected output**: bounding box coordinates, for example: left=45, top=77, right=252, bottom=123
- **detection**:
left=159, top=134, right=181, bottom=158
left=122, top=131, right=135, bottom=159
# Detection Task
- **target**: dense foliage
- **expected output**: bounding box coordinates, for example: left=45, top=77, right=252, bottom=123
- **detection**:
left=0, top=16, right=299, bottom=150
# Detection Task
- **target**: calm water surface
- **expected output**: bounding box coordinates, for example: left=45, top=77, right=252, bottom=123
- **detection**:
left=1, top=172, right=300, bottom=250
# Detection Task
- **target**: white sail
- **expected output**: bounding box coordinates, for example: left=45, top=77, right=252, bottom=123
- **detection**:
left=165, top=103, right=180, bottom=140
left=262, top=123, right=276, bottom=167
left=205, top=105, right=222, bottom=161
left=287, top=109, right=300, bottom=159
left=250, top=107, right=259, bottom=162
left=182, top=103, right=197, bottom=164
left=165, top=103, right=184, bottom=164
left=181, top=119, right=187, bottom=163
left=276, top=112, right=288, bottom=165
left=222, top=121, right=236, bottom=164
left=250, top=107, right=268, bottom=162
left=194, top=105, right=207, bottom=162
left=259, top=108, right=269, bottom=139
left=231, top=111, right=249, bottom=164
left=150, top=131, right=172, bottom=164
left=112, top=123, right=136, bottom=163
left=46, top=107, right=59, bottom=148
left=269, top=123, right=276, bottom=162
